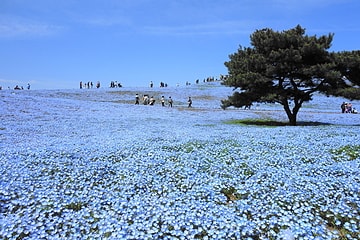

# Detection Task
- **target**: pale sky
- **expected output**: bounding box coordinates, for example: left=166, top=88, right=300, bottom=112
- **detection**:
left=1, top=0, right=359, bottom=89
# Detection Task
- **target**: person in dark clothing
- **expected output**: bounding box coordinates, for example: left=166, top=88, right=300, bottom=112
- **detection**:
left=168, top=97, right=173, bottom=107
left=135, top=94, right=140, bottom=105
left=188, top=97, right=192, bottom=107
left=341, top=102, right=346, bottom=113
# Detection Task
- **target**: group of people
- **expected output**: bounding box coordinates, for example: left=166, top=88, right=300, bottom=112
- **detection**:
left=110, top=81, right=122, bottom=88
left=9, top=83, right=31, bottom=90
left=149, top=81, right=170, bottom=88
left=135, top=94, right=192, bottom=108
left=149, top=76, right=224, bottom=88
left=80, top=81, right=101, bottom=89
left=0, top=83, right=30, bottom=90
left=341, top=102, right=358, bottom=114
left=135, top=94, right=173, bottom=107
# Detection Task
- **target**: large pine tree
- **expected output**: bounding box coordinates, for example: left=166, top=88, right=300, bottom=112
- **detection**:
left=222, top=25, right=360, bottom=125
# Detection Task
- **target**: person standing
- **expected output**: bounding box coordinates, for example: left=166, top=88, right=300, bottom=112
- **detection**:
left=135, top=94, right=140, bottom=105
left=149, top=96, right=155, bottom=105
left=187, top=97, right=192, bottom=108
left=143, top=95, right=149, bottom=105
left=168, top=96, right=173, bottom=107
left=347, top=103, right=352, bottom=113
left=341, top=102, right=346, bottom=113
left=161, top=96, right=165, bottom=106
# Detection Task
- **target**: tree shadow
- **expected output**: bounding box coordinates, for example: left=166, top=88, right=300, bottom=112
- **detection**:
left=295, top=121, right=333, bottom=126
left=225, top=119, right=335, bottom=126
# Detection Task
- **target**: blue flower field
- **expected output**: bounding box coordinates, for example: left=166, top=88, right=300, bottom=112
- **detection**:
left=1, top=84, right=359, bottom=239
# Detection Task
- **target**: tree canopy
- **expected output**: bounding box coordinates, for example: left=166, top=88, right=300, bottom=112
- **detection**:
left=221, top=25, right=360, bottom=125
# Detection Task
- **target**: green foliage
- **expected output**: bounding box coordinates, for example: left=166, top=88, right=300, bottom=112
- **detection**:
left=331, top=87, right=360, bottom=101
left=64, top=201, right=85, bottom=211
left=330, top=145, right=360, bottom=162
left=318, top=207, right=359, bottom=239
left=222, top=25, right=360, bottom=126
left=333, top=50, right=360, bottom=86
left=220, top=186, right=240, bottom=202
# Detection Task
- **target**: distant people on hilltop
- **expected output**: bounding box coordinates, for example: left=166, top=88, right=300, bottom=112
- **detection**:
left=9, top=83, right=31, bottom=90
left=1, top=84, right=28, bottom=90
left=79, top=75, right=226, bottom=90
left=80, top=81, right=101, bottom=89
left=110, top=81, right=122, bottom=88
left=159, top=82, right=168, bottom=87
left=192, top=74, right=228, bottom=85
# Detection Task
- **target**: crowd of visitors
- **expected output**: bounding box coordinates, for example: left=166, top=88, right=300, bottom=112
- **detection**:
left=135, top=94, right=173, bottom=107
left=341, top=102, right=358, bottom=114
left=135, top=94, right=191, bottom=108
left=77, top=77, right=220, bottom=90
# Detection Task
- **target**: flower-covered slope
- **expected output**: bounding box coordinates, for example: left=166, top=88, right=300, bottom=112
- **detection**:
left=0, top=85, right=359, bottom=239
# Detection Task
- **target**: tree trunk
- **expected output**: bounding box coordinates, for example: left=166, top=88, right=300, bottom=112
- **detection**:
left=283, top=100, right=299, bottom=126
left=288, top=113, right=297, bottom=126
